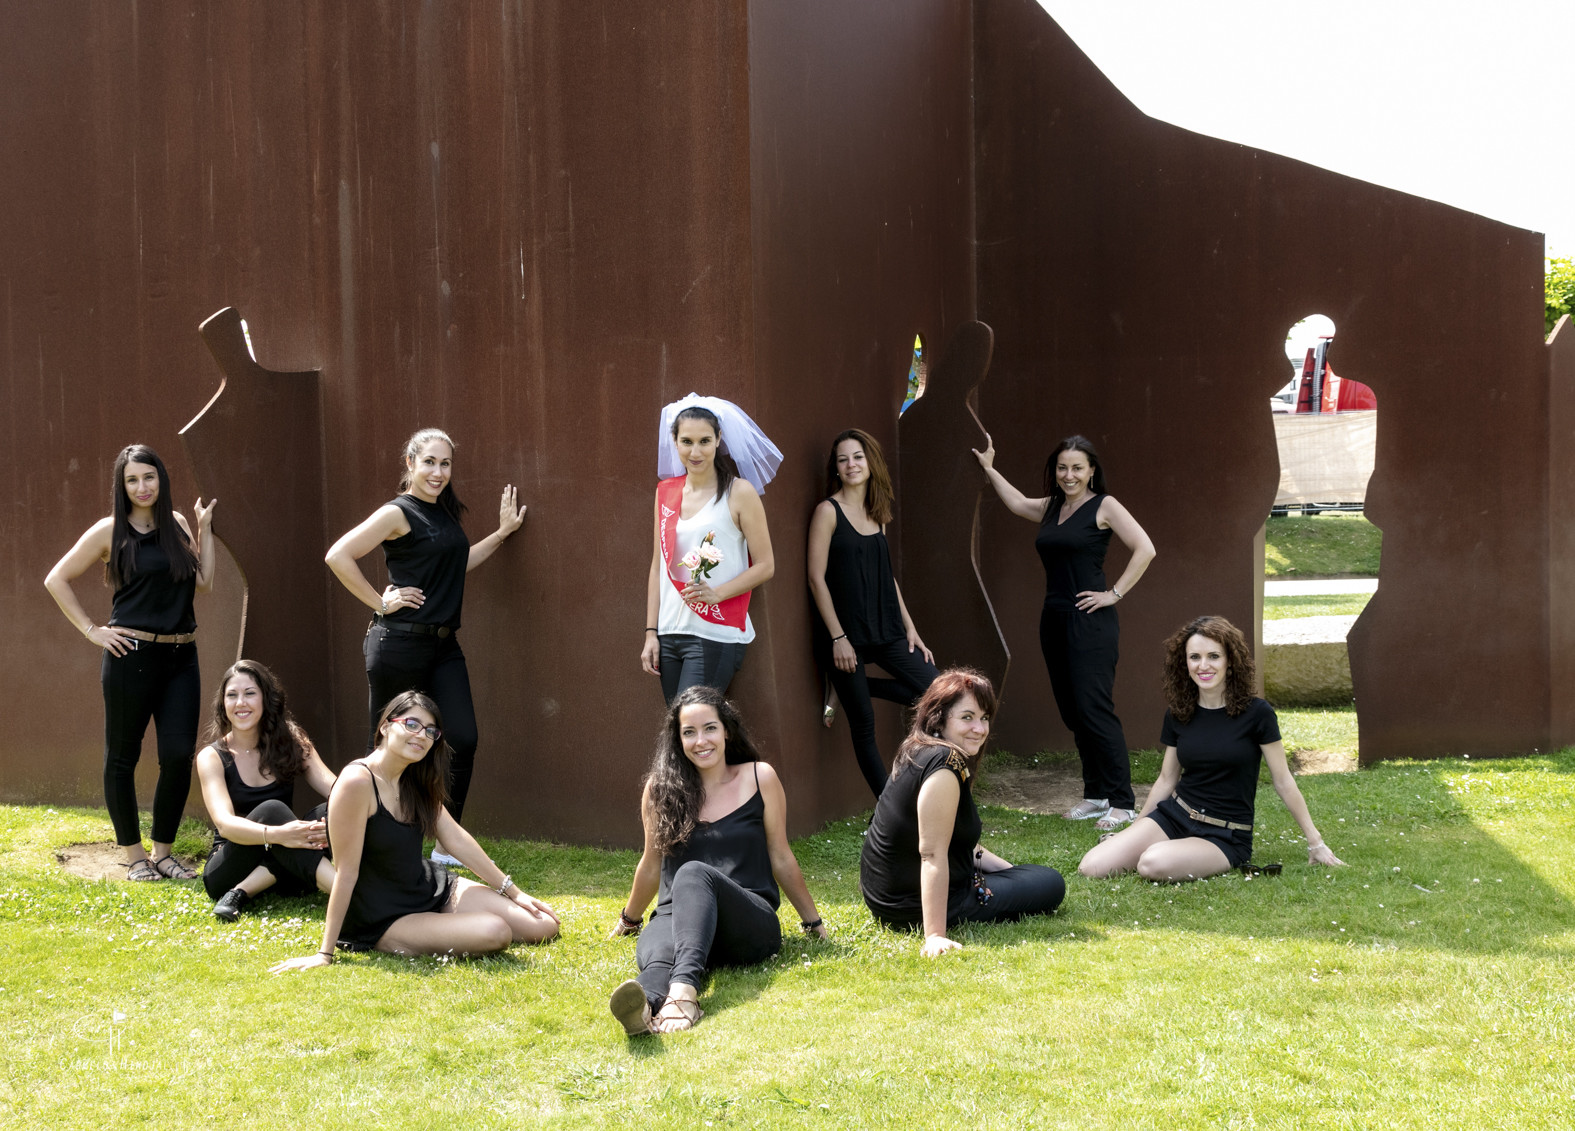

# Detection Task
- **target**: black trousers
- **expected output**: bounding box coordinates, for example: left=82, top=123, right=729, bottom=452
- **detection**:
left=634, top=861, right=782, bottom=1010
left=866, top=863, right=1067, bottom=930
left=1039, top=605, right=1134, bottom=809
left=364, top=624, right=480, bottom=820
left=202, top=800, right=328, bottom=899
left=827, top=638, right=940, bottom=797
left=101, top=641, right=200, bottom=846
left=658, top=633, right=748, bottom=705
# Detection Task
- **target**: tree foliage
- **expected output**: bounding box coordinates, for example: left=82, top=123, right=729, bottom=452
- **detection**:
left=1548, top=256, right=1575, bottom=337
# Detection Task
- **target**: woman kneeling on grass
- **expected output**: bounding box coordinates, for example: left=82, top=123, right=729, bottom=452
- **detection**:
left=196, top=660, right=337, bottom=921
left=859, top=669, right=1066, bottom=957
left=607, top=686, right=829, bottom=1035
left=1078, top=616, right=1345, bottom=883
left=270, top=691, right=558, bottom=971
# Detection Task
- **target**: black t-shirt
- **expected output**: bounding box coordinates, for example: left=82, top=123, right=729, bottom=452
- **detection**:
left=1160, top=699, right=1281, bottom=825
left=860, top=745, right=980, bottom=924
left=381, top=495, right=469, bottom=629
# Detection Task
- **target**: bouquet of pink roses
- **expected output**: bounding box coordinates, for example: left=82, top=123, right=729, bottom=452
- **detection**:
left=680, top=530, right=724, bottom=582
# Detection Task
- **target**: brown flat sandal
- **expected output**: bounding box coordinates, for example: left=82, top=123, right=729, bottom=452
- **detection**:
left=126, top=859, right=161, bottom=882
left=654, top=996, right=704, bottom=1031
left=152, top=854, right=197, bottom=880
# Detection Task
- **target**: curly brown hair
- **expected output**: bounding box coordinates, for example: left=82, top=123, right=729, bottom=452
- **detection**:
left=1162, top=616, right=1257, bottom=723
left=891, top=668, right=999, bottom=778
left=205, top=660, right=313, bottom=784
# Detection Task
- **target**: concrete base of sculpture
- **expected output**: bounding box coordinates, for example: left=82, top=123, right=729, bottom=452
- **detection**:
left=1263, top=616, right=1357, bottom=707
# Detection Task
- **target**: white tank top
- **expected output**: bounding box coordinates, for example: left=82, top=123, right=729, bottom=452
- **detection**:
left=657, top=484, right=756, bottom=643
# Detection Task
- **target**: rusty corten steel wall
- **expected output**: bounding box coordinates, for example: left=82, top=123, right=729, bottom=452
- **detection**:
left=966, top=1, right=1554, bottom=763
left=1, top=1, right=975, bottom=843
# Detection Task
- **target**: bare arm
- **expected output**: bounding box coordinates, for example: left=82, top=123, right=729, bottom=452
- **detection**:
left=1137, top=746, right=1183, bottom=817
left=682, top=480, right=775, bottom=606
left=971, top=431, right=1050, bottom=522
left=195, top=745, right=326, bottom=850
left=1264, top=741, right=1345, bottom=867
left=641, top=496, right=663, bottom=675
left=915, top=771, right=963, bottom=957
left=434, top=808, right=558, bottom=922
left=271, top=766, right=374, bottom=971
left=297, top=730, right=339, bottom=800
left=44, top=518, right=137, bottom=655
left=892, top=581, right=934, bottom=665
left=465, top=484, right=527, bottom=572
left=611, top=782, right=664, bottom=936
left=1075, top=496, right=1157, bottom=612
left=324, top=504, right=420, bottom=614
left=175, top=503, right=217, bottom=593
left=973, top=845, right=1013, bottom=873
left=806, top=501, right=859, bottom=673
left=757, top=763, right=829, bottom=938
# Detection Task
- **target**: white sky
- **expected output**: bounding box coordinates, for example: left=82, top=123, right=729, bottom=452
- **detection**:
left=1040, top=1, right=1574, bottom=258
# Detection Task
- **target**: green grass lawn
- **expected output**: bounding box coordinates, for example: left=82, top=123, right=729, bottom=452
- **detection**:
left=1265, top=513, right=1382, bottom=578
left=4, top=743, right=1573, bottom=1128
left=1263, top=592, right=1371, bottom=620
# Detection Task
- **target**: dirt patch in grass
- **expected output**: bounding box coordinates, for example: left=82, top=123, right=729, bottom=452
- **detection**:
left=1289, top=749, right=1357, bottom=774
left=55, top=841, right=201, bottom=882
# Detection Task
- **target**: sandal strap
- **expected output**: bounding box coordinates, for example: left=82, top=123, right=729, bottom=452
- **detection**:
left=152, top=854, right=196, bottom=879
left=657, top=997, right=703, bottom=1024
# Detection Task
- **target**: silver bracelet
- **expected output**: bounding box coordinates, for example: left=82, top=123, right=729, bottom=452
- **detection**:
left=495, top=873, right=515, bottom=896
left=1111, top=587, right=1123, bottom=601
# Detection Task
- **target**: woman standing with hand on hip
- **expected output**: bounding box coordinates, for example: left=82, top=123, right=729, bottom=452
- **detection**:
left=973, top=432, right=1155, bottom=831
left=325, top=427, right=524, bottom=866
left=807, top=428, right=938, bottom=796
left=45, top=444, right=215, bottom=881
left=641, top=394, right=781, bottom=704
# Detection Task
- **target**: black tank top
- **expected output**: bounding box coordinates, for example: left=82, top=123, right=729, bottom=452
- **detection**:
left=821, top=500, right=904, bottom=646
left=381, top=495, right=469, bottom=629
left=1034, top=493, right=1112, bottom=611
left=657, top=764, right=780, bottom=913
left=218, top=747, right=294, bottom=813
left=108, top=527, right=197, bottom=634
left=334, top=761, right=454, bottom=946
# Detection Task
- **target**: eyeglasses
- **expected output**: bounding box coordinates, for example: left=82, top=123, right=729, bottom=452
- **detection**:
left=389, top=716, right=442, bottom=742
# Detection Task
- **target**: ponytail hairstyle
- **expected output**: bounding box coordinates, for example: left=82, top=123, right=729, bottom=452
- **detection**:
left=107, top=444, right=198, bottom=589
left=371, top=690, right=452, bottom=837
left=1041, top=435, right=1108, bottom=517
left=891, top=667, right=999, bottom=779
left=644, top=685, right=763, bottom=855
left=397, top=427, right=467, bottom=523
left=672, top=405, right=739, bottom=503
left=1161, top=615, right=1257, bottom=723
left=824, top=428, right=894, bottom=526
left=206, top=660, right=313, bottom=784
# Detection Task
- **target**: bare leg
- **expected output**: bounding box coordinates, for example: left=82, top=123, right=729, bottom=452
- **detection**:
left=235, top=865, right=278, bottom=898
left=652, top=981, right=703, bottom=1033
left=1136, top=837, right=1233, bottom=883
left=375, top=911, right=514, bottom=957
left=1079, top=816, right=1170, bottom=878
left=314, top=857, right=337, bottom=894
left=450, top=878, right=560, bottom=944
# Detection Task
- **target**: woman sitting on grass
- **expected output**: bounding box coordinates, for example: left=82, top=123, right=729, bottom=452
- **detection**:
left=859, top=668, right=1066, bottom=957
left=270, top=691, right=558, bottom=971
left=1078, top=615, right=1345, bottom=882
left=195, top=660, right=337, bottom=920
left=607, top=686, right=829, bottom=1035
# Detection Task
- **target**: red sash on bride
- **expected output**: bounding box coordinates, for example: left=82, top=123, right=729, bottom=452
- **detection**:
left=657, top=476, right=751, bottom=631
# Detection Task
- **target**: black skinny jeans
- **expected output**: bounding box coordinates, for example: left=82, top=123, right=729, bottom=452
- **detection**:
left=101, top=641, right=200, bottom=847
left=202, top=800, right=328, bottom=899
left=364, top=625, right=480, bottom=820
left=827, top=638, right=939, bottom=797
left=658, top=633, right=748, bottom=705
left=1039, top=605, right=1134, bottom=809
left=634, top=861, right=782, bottom=1010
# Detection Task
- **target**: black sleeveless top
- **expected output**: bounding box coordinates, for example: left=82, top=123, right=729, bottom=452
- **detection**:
left=108, top=527, right=197, bottom=634
left=820, top=500, right=904, bottom=647
left=859, top=744, right=981, bottom=924
left=333, top=761, right=454, bottom=947
left=210, top=747, right=295, bottom=849
left=381, top=495, right=469, bottom=629
left=1034, top=493, right=1113, bottom=612
left=656, top=764, right=779, bottom=913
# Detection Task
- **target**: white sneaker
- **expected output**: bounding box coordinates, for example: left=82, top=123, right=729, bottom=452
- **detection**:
left=430, top=847, right=463, bottom=868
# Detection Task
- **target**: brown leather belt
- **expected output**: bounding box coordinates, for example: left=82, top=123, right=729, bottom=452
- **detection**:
left=373, top=614, right=454, bottom=639
left=117, top=628, right=197, bottom=645
left=1171, top=791, right=1252, bottom=832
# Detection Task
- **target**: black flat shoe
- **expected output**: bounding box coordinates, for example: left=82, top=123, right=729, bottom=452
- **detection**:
left=213, top=888, right=251, bottom=922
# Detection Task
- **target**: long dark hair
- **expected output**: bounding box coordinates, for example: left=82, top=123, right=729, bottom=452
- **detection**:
left=1162, top=615, right=1257, bottom=723
left=397, top=427, right=467, bottom=523
left=672, top=405, right=740, bottom=504
left=891, top=667, right=1000, bottom=778
left=1041, top=434, right=1108, bottom=518
left=644, top=685, right=763, bottom=856
left=824, top=427, right=894, bottom=526
left=108, top=444, right=198, bottom=589
left=371, top=690, right=452, bottom=837
left=205, top=660, right=312, bottom=784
